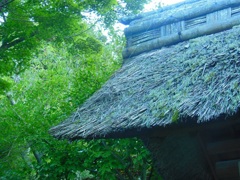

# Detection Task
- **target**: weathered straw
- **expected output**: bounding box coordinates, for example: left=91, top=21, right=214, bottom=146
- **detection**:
left=50, top=26, right=240, bottom=140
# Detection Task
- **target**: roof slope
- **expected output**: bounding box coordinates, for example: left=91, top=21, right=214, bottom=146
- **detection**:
left=50, top=26, right=240, bottom=140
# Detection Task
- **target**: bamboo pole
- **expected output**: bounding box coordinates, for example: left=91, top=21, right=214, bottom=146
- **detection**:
left=122, top=16, right=240, bottom=59
left=124, top=0, right=240, bottom=37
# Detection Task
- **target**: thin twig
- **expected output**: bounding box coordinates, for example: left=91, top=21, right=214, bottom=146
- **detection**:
left=1, top=11, right=6, bottom=22
left=65, top=19, right=100, bottom=39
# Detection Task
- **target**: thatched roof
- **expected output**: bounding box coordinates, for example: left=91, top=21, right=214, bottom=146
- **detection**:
left=50, top=25, right=240, bottom=140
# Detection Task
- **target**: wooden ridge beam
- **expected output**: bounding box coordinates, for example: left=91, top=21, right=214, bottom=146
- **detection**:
left=123, top=16, right=240, bottom=58
left=124, top=0, right=240, bottom=36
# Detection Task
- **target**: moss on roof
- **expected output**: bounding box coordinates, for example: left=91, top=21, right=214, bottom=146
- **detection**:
left=50, top=26, right=240, bottom=140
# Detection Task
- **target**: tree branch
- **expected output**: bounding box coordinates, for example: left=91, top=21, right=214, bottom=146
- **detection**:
left=21, top=148, right=34, bottom=169
left=5, top=92, right=42, bottom=165
left=1, top=37, right=26, bottom=49
left=147, top=165, right=153, bottom=180
left=1, top=11, right=6, bottom=22
left=141, top=161, right=147, bottom=180
left=0, top=0, right=15, bottom=13
left=1, top=32, right=36, bottom=51
left=65, top=19, right=100, bottom=39
left=6, top=92, right=16, bottom=105
left=32, top=148, right=42, bottom=164
left=115, top=169, right=125, bottom=180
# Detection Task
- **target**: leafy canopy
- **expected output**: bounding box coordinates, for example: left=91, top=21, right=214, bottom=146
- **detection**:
left=0, top=0, right=162, bottom=179
left=0, top=0, right=150, bottom=93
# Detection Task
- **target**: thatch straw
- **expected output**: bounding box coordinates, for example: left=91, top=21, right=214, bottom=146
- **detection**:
left=49, top=26, right=240, bottom=140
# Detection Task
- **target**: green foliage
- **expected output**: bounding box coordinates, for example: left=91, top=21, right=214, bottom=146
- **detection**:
left=0, top=39, right=159, bottom=179
left=0, top=0, right=161, bottom=179
left=0, top=0, right=149, bottom=92
left=34, top=139, right=154, bottom=180
left=0, top=78, right=11, bottom=95
left=172, top=110, right=179, bottom=123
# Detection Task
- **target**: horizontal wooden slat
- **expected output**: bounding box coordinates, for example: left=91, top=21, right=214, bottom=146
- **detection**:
left=207, top=138, right=240, bottom=155
left=232, top=6, right=240, bottom=16
left=185, top=15, right=206, bottom=29
left=211, top=151, right=240, bottom=162
left=215, top=159, right=240, bottom=179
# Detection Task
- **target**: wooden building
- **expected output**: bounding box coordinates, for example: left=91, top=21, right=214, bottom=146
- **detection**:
left=50, top=0, right=240, bottom=179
